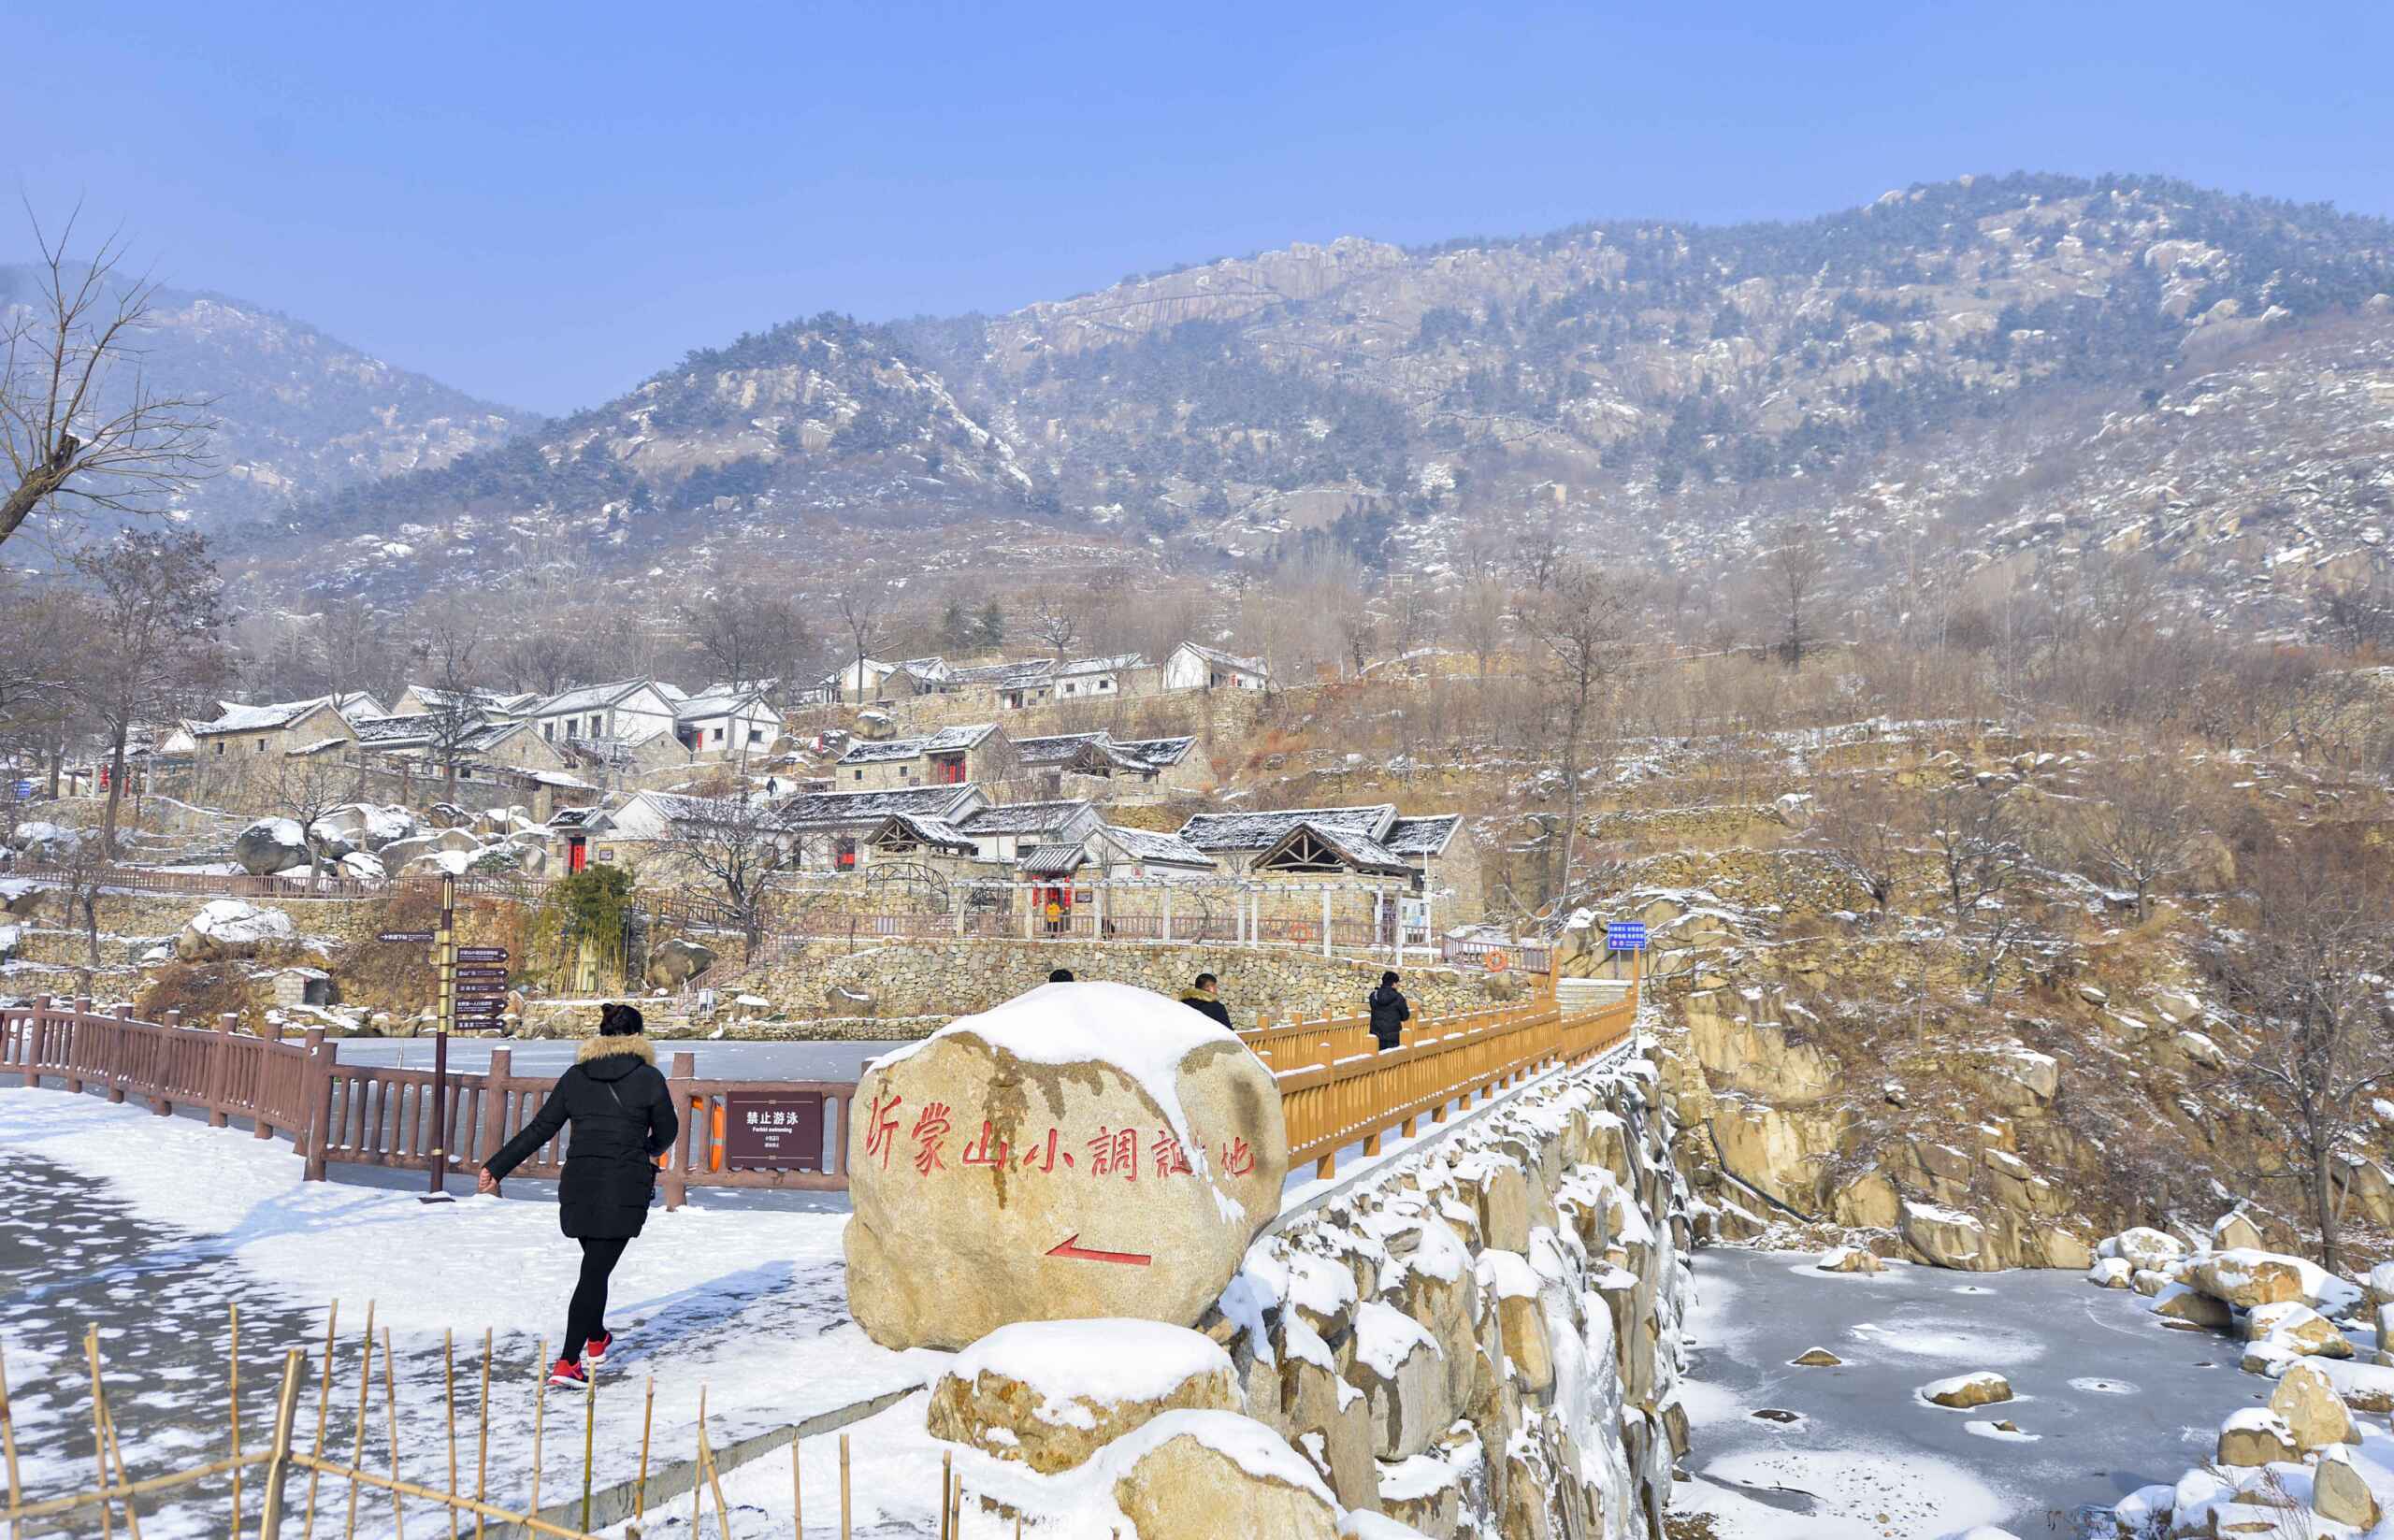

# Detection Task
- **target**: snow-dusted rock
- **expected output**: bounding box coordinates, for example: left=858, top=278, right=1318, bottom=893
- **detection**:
left=926, top=1319, right=1238, bottom=1474
left=1348, top=1299, right=1449, bottom=1460
left=2150, top=1282, right=2232, bottom=1329
left=646, top=937, right=718, bottom=989
left=1792, top=1346, right=1843, bottom=1367
left=1478, top=1249, right=1552, bottom=1394
left=2190, top=1247, right=2329, bottom=1310
left=2244, top=1301, right=2351, bottom=1360
left=1920, top=1371, right=2012, bottom=1409
left=1901, top=1202, right=1991, bottom=1270
left=338, top=851, right=385, bottom=883
left=1819, top=1245, right=1884, bottom=1274
left=176, top=900, right=295, bottom=961
left=1099, top=1411, right=1342, bottom=1540
left=9, top=821, right=79, bottom=860
left=2175, top=1030, right=2228, bottom=1072
left=2086, top=1258, right=2133, bottom=1289
left=2214, top=1407, right=2298, bottom=1467
left=2268, top=1360, right=2359, bottom=1451
left=2098, top=1226, right=2187, bottom=1273
left=2314, top=1446, right=2380, bottom=1527
left=844, top=982, right=1288, bottom=1350
left=233, top=818, right=308, bottom=875
left=2365, top=1260, right=2394, bottom=1314
left=2209, top=1209, right=2263, bottom=1252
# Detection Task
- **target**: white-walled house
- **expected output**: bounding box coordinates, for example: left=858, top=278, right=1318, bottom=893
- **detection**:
left=526, top=681, right=683, bottom=748
left=673, top=688, right=782, bottom=758
left=1163, top=641, right=1271, bottom=692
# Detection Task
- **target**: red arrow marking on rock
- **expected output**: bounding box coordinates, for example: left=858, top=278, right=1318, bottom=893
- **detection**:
left=1046, top=1233, right=1153, bottom=1267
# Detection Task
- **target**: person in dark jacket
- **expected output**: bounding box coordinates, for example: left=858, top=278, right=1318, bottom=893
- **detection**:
left=1367, top=971, right=1410, bottom=1050
left=1181, top=972, right=1233, bottom=1029
left=479, top=1002, right=678, bottom=1389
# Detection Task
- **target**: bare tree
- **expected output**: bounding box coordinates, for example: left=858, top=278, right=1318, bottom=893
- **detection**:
left=1811, top=775, right=1910, bottom=916
left=2071, top=758, right=2201, bottom=921
left=496, top=629, right=590, bottom=698
left=268, top=749, right=360, bottom=893
left=2208, top=872, right=2394, bottom=1273
left=1, top=208, right=217, bottom=549
left=1762, top=524, right=1829, bottom=668
left=68, top=530, right=227, bottom=856
left=1455, top=577, right=1511, bottom=681
left=1514, top=562, right=1634, bottom=904
left=1924, top=781, right=2035, bottom=1001
left=658, top=788, right=791, bottom=957
left=411, top=606, right=485, bottom=805
left=683, top=580, right=809, bottom=690
left=830, top=581, right=891, bottom=701
left=1026, top=589, right=1082, bottom=660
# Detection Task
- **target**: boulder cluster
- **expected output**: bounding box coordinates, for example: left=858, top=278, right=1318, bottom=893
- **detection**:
left=2092, top=1216, right=2394, bottom=1533
left=235, top=804, right=558, bottom=882
left=915, top=1057, right=1690, bottom=1538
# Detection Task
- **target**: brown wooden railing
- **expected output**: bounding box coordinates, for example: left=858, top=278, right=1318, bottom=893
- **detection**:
left=4, top=973, right=1637, bottom=1194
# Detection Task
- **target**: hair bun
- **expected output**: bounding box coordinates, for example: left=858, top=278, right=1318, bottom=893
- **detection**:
left=599, top=1001, right=645, bottom=1037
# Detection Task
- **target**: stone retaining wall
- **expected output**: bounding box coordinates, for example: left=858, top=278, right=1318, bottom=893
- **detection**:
left=1197, top=1054, right=1692, bottom=1534
left=728, top=937, right=1522, bottom=1025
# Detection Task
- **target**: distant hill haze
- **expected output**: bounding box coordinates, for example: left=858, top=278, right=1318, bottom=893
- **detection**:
left=182, top=172, right=2394, bottom=617
left=0, top=266, right=522, bottom=525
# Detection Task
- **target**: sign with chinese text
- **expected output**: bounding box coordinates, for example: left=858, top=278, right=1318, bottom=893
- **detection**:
left=1606, top=921, right=1648, bottom=952
left=722, top=1091, right=825, bottom=1171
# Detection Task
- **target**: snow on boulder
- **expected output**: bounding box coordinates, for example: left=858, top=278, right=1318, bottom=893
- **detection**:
left=2174, top=1030, right=2228, bottom=1072
left=2087, top=1258, right=2133, bottom=1289
left=2150, top=1282, right=2232, bottom=1330
left=2190, top=1247, right=2331, bottom=1310
left=2214, top=1407, right=2298, bottom=1467
left=1349, top=1300, right=1449, bottom=1460
left=9, top=821, right=79, bottom=859
left=844, top=981, right=1288, bottom=1350
left=2243, top=1301, right=2351, bottom=1360
left=1900, top=1202, right=1992, bottom=1271
left=2098, top=1227, right=2188, bottom=1274
left=339, top=851, right=386, bottom=883
left=2315, top=1446, right=2381, bottom=1527
left=1096, top=1410, right=1342, bottom=1540
left=2208, top=1209, right=2263, bottom=1252
left=1985, top=1047, right=2058, bottom=1105
left=2266, top=1360, right=2358, bottom=1451
left=1818, top=1246, right=1884, bottom=1274
left=176, top=900, right=296, bottom=961
left=926, top=1319, right=1238, bottom=1474
left=233, top=818, right=308, bottom=875
left=1919, top=1372, right=2013, bottom=1410
left=2365, top=1260, right=2394, bottom=1313
left=398, top=850, right=477, bottom=879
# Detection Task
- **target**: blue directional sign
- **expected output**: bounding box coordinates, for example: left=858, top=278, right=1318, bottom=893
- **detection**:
left=10, top=780, right=32, bottom=801
left=1606, top=921, right=1648, bottom=953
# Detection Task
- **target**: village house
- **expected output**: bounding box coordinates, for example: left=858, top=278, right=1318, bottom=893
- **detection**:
left=672, top=686, right=782, bottom=759
left=1162, top=641, right=1271, bottom=692
left=776, top=783, right=992, bottom=871
left=1012, top=731, right=1213, bottom=799
left=191, top=697, right=364, bottom=768
left=1176, top=803, right=1483, bottom=921
left=954, top=798, right=1103, bottom=863
left=391, top=685, right=539, bottom=719
left=834, top=723, right=1017, bottom=790
left=821, top=655, right=946, bottom=702
left=524, top=680, right=685, bottom=748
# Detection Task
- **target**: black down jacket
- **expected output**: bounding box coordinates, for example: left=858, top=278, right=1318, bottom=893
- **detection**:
left=1367, top=984, right=1411, bottom=1049
left=484, top=1036, right=679, bottom=1239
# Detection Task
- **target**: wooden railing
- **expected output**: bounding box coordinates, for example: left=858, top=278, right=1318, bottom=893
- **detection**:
left=4, top=971, right=1637, bottom=1195
left=0, top=863, right=382, bottom=900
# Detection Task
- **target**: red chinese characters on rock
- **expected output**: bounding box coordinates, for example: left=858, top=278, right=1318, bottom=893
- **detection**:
left=875, top=1103, right=1254, bottom=1185
left=864, top=1090, right=904, bottom=1171
left=1088, top=1127, right=1139, bottom=1180
left=960, top=1120, right=1011, bottom=1167
left=911, top=1102, right=953, bottom=1175
left=1151, top=1130, right=1193, bottom=1179
left=1219, top=1138, right=1255, bottom=1178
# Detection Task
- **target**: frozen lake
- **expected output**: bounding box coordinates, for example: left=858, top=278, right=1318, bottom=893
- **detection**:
left=1676, top=1246, right=2291, bottom=1537
left=334, top=1034, right=895, bottom=1082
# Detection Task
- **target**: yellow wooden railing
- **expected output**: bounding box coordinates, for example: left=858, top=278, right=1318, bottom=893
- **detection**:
left=1239, top=968, right=1640, bottom=1180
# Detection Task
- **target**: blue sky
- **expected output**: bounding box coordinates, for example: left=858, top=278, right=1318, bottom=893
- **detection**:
left=10, top=2, right=2387, bottom=414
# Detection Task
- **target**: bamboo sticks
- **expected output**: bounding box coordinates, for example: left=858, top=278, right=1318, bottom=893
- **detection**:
left=789, top=1434, right=800, bottom=1540
left=529, top=1340, right=548, bottom=1524
left=229, top=1304, right=243, bottom=1540
left=381, top=1329, right=405, bottom=1540
left=300, top=1302, right=338, bottom=1540
left=90, top=1329, right=145, bottom=1540
left=578, top=1365, right=596, bottom=1535
left=838, top=1434, right=849, bottom=1540
left=443, top=1331, right=459, bottom=1540
left=472, top=1331, right=490, bottom=1540
left=635, top=1375, right=655, bottom=1523
left=284, top=1457, right=597, bottom=1540
left=83, top=1329, right=113, bottom=1540
left=0, top=1339, right=23, bottom=1540
left=341, top=1303, right=376, bottom=1540
left=939, top=1451, right=951, bottom=1540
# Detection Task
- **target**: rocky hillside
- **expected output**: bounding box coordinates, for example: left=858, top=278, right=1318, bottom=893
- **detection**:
left=235, top=173, right=2394, bottom=626
left=0, top=268, right=520, bottom=525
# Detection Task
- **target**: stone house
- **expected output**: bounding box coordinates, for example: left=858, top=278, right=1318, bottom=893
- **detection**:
left=955, top=799, right=1104, bottom=864
left=834, top=723, right=1017, bottom=790
left=1162, top=641, right=1271, bottom=693
left=192, top=697, right=362, bottom=770
left=392, top=685, right=538, bottom=719
left=525, top=680, right=684, bottom=749
left=1175, top=803, right=1484, bottom=921
left=777, top=783, right=992, bottom=871
left=1011, top=731, right=1214, bottom=800
left=672, top=687, right=782, bottom=759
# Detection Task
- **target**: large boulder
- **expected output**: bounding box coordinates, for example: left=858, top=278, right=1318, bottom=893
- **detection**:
left=1818, top=1246, right=1883, bottom=1274
left=2214, top=1408, right=2298, bottom=1467
left=2150, top=1283, right=2233, bottom=1330
left=176, top=900, right=295, bottom=960
left=844, top=982, right=1288, bottom=1350
left=2209, top=1210, right=2264, bottom=1253
left=2315, top=1448, right=2380, bottom=1528
left=2100, top=1227, right=2188, bottom=1274
left=1920, top=1372, right=2012, bottom=1410
left=2190, top=1248, right=2327, bottom=1310
left=339, top=851, right=386, bottom=883
left=9, top=821, right=80, bottom=861
left=2245, top=1302, right=2351, bottom=1360
left=926, top=1320, right=1238, bottom=1474
left=2268, top=1360, right=2359, bottom=1451
left=1100, top=1411, right=1342, bottom=1540
left=234, top=818, right=308, bottom=875
left=1901, top=1202, right=1996, bottom=1271
left=647, top=937, right=719, bottom=990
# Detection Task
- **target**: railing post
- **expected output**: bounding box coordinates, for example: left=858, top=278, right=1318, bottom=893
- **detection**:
left=301, top=1028, right=333, bottom=1180
left=479, top=1047, right=514, bottom=1173
left=22, top=994, right=47, bottom=1087
left=663, top=1050, right=695, bottom=1211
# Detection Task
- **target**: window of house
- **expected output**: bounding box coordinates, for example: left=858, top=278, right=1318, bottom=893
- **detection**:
left=713, top=727, right=725, bottom=743
left=836, top=838, right=857, bottom=870
left=214, top=741, right=224, bottom=757
left=1099, top=679, right=1112, bottom=691
left=255, top=739, right=267, bottom=754
left=588, top=714, right=602, bottom=737
left=749, top=728, right=765, bottom=745
left=542, top=722, right=554, bottom=741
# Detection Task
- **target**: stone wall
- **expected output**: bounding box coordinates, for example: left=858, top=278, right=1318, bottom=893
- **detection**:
left=729, top=937, right=1524, bottom=1026
left=1197, top=1054, right=1691, bottom=1534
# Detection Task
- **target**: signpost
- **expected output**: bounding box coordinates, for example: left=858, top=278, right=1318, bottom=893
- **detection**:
left=1606, top=921, right=1648, bottom=953
left=371, top=890, right=517, bottom=1202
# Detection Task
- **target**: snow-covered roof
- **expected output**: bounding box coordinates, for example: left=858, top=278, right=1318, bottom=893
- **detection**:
left=959, top=799, right=1093, bottom=836
left=1383, top=814, right=1463, bottom=857
left=777, top=784, right=984, bottom=828
left=195, top=696, right=347, bottom=735
left=350, top=713, right=438, bottom=747
left=673, top=687, right=773, bottom=722
left=532, top=679, right=664, bottom=717
left=1263, top=819, right=1413, bottom=875
left=836, top=723, right=996, bottom=765
left=1013, top=731, right=1112, bottom=766
left=1018, top=842, right=1088, bottom=876
left=1178, top=804, right=1396, bottom=851
left=1174, top=641, right=1268, bottom=677
left=864, top=813, right=977, bottom=853
left=1056, top=653, right=1148, bottom=677
left=1100, top=825, right=1216, bottom=868
left=947, top=657, right=1056, bottom=689
left=630, top=790, right=757, bottom=828
left=1117, top=736, right=1197, bottom=768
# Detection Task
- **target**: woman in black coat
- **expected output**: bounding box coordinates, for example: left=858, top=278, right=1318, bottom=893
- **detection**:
left=479, top=1002, right=678, bottom=1389
left=1367, top=971, right=1411, bottom=1051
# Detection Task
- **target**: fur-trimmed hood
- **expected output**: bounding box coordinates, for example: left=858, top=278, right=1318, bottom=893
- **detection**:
left=577, top=1033, right=656, bottom=1068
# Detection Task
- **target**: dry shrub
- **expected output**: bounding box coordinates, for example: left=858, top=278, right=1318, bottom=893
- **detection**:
left=137, top=962, right=261, bottom=1028
left=333, top=880, right=539, bottom=1015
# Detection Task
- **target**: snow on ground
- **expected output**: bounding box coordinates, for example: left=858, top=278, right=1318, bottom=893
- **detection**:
left=0, top=1087, right=934, bottom=1538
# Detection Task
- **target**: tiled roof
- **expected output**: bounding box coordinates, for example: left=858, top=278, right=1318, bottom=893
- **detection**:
left=1100, top=826, right=1215, bottom=868
left=959, top=799, right=1093, bottom=836
left=674, top=688, right=772, bottom=721
left=533, top=680, right=660, bottom=717
left=1116, top=736, right=1196, bottom=768
left=350, top=713, right=437, bottom=746
left=1177, top=804, right=1396, bottom=852
left=1056, top=653, right=1147, bottom=677
left=1012, top=732, right=1112, bottom=766
left=836, top=723, right=995, bottom=765
left=947, top=658, right=1056, bottom=689
left=777, top=784, right=982, bottom=828
left=1176, top=642, right=1268, bottom=676
left=195, top=697, right=343, bottom=734
left=1382, top=814, right=1463, bottom=857
left=867, top=814, right=976, bottom=852
left=1019, top=843, right=1088, bottom=876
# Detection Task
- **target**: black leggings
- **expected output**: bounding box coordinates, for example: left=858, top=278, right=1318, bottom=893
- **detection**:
left=564, top=1237, right=629, bottom=1361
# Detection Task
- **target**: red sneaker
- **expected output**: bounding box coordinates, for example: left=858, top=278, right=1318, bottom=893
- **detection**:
left=546, top=1358, right=587, bottom=1389
left=584, top=1331, right=613, bottom=1366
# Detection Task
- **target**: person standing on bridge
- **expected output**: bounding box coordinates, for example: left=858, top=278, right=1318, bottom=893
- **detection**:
left=1181, top=971, right=1233, bottom=1028
left=479, top=1001, right=678, bottom=1389
left=1368, top=971, right=1410, bottom=1051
